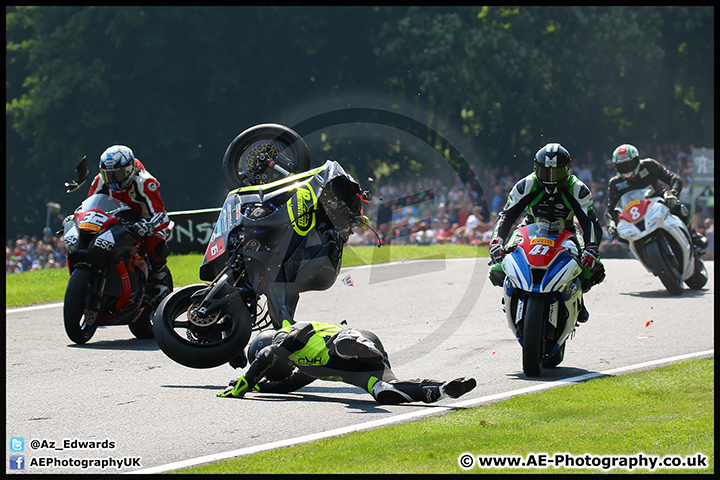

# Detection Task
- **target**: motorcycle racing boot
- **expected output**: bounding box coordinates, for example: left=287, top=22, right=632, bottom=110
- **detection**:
left=577, top=299, right=589, bottom=323
left=442, top=377, right=477, bottom=399
left=420, top=378, right=477, bottom=403
left=691, top=230, right=708, bottom=253
left=148, top=263, right=170, bottom=303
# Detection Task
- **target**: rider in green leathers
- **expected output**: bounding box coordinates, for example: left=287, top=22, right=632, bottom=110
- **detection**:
left=218, top=321, right=476, bottom=405
left=487, top=143, right=606, bottom=322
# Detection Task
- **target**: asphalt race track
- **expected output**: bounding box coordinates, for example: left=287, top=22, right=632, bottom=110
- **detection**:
left=6, top=258, right=714, bottom=474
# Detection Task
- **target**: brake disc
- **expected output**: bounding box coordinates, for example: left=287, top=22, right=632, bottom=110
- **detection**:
left=241, top=139, right=285, bottom=183
left=187, top=303, right=221, bottom=327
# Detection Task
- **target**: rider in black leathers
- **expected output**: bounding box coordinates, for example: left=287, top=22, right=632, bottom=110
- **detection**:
left=217, top=321, right=477, bottom=405
left=605, top=144, right=707, bottom=253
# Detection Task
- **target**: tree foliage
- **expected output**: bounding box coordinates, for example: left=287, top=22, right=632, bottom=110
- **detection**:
left=5, top=6, right=713, bottom=238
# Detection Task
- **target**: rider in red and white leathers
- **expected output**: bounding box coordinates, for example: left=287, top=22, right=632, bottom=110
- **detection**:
left=87, top=145, right=171, bottom=291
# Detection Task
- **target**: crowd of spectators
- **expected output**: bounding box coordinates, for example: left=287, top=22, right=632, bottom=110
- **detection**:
left=7, top=227, right=68, bottom=274
left=348, top=143, right=714, bottom=261
left=6, top=143, right=714, bottom=275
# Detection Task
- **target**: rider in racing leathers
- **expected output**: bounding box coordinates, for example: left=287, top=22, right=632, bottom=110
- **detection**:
left=487, top=143, right=605, bottom=323
left=604, top=144, right=708, bottom=253
left=87, top=145, right=171, bottom=298
left=217, top=321, right=477, bottom=405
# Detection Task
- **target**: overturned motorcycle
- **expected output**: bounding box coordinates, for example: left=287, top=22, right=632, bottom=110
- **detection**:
left=614, top=186, right=707, bottom=295
left=61, top=157, right=174, bottom=344
left=152, top=124, right=372, bottom=369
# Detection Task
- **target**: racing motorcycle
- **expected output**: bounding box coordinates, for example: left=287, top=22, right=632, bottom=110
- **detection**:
left=614, top=186, right=708, bottom=295
left=498, top=222, right=586, bottom=377
left=61, top=157, right=174, bottom=344
left=152, top=124, right=371, bottom=369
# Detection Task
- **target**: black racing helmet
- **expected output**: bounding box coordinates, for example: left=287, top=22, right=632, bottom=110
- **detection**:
left=533, top=143, right=572, bottom=194
left=247, top=330, right=293, bottom=381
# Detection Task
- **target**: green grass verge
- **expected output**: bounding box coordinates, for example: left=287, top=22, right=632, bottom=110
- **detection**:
left=5, top=245, right=487, bottom=308
left=171, top=358, right=713, bottom=475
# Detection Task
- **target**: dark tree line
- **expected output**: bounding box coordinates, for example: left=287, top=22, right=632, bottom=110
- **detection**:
left=6, top=6, right=713, bottom=238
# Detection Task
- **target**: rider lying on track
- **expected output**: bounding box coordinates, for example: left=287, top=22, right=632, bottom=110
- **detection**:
left=217, top=321, right=477, bottom=405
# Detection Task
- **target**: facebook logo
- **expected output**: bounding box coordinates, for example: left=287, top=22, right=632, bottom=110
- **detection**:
left=10, top=454, right=25, bottom=470
left=10, top=436, right=25, bottom=452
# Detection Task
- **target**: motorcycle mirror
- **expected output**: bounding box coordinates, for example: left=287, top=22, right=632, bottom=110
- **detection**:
left=65, top=156, right=89, bottom=193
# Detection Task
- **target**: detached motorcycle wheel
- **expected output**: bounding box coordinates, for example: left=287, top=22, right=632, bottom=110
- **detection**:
left=645, top=240, right=684, bottom=296
left=222, top=123, right=311, bottom=190
left=152, top=284, right=252, bottom=369
left=64, top=268, right=99, bottom=344
left=522, top=296, right=546, bottom=377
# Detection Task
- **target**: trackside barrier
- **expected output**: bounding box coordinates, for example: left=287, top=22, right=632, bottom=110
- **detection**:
left=167, top=208, right=221, bottom=255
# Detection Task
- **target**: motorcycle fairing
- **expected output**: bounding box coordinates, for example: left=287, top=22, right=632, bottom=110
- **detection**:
left=618, top=199, right=650, bottom=224
left=617, top=190, right=696, bottom=280
left=504, top=228, right=581, bottom=294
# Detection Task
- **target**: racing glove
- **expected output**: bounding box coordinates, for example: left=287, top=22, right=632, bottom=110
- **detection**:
left=131, top=219, right=155, bottom=238
left=217, top=376, right=259, bottom=398
left=581, top=243, right=600, bottom=270
left=606, top=222, right=618, bottom=241
left=663, top=191, right=679, bottom=209
left=488, top=237, right=504, bottom=264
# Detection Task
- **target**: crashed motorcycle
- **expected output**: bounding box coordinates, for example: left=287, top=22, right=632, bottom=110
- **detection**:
left=496, top=222, right=586, bottom=377
left=614, top=186, right=707, bottom=295
left=152, top=124, right=371, bottom=369
left=61, top=157, right=174, bottom=344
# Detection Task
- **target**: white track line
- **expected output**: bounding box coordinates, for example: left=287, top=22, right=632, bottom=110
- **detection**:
left=130, top=349, right=713, bottom=474
left=6, top=302, right=64, bottom=313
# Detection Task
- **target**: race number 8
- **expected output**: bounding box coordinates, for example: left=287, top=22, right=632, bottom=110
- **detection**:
left=629, top=206, right=640, bottom=220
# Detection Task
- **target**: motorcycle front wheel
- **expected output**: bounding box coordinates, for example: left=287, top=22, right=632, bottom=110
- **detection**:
left=152, top=284, right=252, bottom=368
left=645, top=240, right=683, bottom=296
left=64, top=268, right=99, bottom=344
left=522, top=296, right=546, bottom=377
left=222, top=123, right=311, bottom=190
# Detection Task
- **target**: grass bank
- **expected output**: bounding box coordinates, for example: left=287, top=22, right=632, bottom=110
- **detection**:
left=172, top=358, right=713, bottom=474
left=5, top=244, right=487, bottom=308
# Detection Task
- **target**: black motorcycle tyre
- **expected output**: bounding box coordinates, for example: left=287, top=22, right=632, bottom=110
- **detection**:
left=522, top=296, right=546, bottom=377
left=222, top=123, right=311, bottom=190
left=152, top=284, right=252, bottom=369
left=645, top=240, right=684, bottom=296
left=129, top=270, right=175, bottom=339
left=64, top=268, right=99, bottom=344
